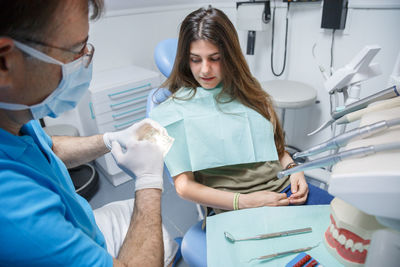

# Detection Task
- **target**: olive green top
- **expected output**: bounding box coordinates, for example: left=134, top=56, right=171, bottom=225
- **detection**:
left=194, top=160, right=290, bottom=215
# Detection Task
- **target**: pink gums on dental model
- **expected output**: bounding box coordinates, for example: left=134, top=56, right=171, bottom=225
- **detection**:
left=323, top=198, right=386, bottom=267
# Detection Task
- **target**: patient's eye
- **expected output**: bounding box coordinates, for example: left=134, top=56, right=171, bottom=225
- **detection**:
left=190, top=57, right=201, bottom=63
left=210, top=56, right=220, bottom=62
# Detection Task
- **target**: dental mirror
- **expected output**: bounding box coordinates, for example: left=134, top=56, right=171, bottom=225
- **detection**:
left=224, top=227, right=312, bottom=243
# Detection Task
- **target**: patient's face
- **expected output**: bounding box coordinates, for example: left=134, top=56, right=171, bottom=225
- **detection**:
left=189, top=40, right=222, bottom=89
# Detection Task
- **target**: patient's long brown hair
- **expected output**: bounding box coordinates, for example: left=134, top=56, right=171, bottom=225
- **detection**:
left=163, top=6, right=285, bottom=158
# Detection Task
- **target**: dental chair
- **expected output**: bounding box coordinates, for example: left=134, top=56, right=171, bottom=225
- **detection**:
left=147, top=38, right=207, bottom=267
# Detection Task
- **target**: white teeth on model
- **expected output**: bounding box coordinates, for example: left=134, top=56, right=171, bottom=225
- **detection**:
left=328, top=223, right=368, bottom=253
left=333, top=229, right=339, bottom=239
left=345, top=239, right=354, bottom=249
left=338, top=235, right=346, bottom=245
left=354, top=242, right=364, bottom=252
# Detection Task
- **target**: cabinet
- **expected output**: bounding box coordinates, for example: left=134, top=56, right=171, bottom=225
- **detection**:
left=78, top=65, right=161, bottom=186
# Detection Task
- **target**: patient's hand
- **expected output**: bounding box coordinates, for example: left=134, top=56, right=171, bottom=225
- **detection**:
left=240, top=191, right=290, bottom=209
left=289, top=172, right=309, bottom=205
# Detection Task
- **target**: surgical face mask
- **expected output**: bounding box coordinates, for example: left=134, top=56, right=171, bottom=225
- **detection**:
left=0, top=40, right=93, bottom=120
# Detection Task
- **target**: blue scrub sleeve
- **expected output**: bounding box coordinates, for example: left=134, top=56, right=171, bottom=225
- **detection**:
left=0, top=163, right=113, bottom=267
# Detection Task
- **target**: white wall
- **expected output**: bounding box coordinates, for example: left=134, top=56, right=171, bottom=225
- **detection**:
left=86, top=0, right=400, bottom=149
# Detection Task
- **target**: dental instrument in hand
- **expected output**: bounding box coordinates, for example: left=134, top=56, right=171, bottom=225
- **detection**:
left=278, top=142, right=400, bottom=178
left=308, top=86, right=399, bottom=136
left=247, top=243, right=320, bottom=263
left=224, top=227, right=312, bottom=243
left=294, top=118, right=400, bottom=159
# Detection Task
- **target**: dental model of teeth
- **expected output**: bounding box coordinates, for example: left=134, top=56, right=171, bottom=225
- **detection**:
left=323, top=198, right=386, bottom=267
left=137, top=124, right=174, bottom=157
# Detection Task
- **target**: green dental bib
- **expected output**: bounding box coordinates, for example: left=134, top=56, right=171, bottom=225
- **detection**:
left=150, top=86, right=278, bottom=177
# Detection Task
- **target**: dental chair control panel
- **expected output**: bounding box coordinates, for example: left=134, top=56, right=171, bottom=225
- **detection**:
left=78, top=65, right=161, bottom=186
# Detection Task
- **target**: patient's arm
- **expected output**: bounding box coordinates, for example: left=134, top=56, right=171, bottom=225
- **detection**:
left=174, top=172, right=289, bottom=210
left=279, top=152, right=308, bottom=205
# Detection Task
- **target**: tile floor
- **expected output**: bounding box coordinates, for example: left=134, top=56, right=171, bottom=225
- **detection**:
left=89, top=165, right=199, bottom=267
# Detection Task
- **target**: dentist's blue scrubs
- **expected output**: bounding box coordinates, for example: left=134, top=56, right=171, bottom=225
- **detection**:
left=0, top=120, right=112, bottom=267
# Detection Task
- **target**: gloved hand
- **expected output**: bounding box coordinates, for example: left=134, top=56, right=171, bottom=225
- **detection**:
left=110, top=139, right=164, bottom=191
left=103, top=118, right=166, bottom=150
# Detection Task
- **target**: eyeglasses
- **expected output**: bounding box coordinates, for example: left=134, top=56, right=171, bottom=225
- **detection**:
left=19, top=38, right=95, bottom=68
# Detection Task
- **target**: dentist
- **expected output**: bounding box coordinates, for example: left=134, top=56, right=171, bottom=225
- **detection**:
left=0, top=1, right=176, bottom=266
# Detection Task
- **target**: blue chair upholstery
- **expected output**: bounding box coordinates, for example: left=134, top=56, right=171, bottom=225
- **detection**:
left=154, top=38, right=178, bottom=78
left=181, top=221, right=207, bottom=267
left=148, top=38, right=207, bottom=267
left=145, top=87, right=172, bottom=118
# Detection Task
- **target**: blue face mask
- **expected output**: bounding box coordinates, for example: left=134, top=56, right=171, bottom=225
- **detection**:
left=0, top=40, right=92, bottom=120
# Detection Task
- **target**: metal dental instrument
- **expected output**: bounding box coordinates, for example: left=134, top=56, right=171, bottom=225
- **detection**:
left=293, top=118, right=400, bottom=159
left=307, top=118, right=336, bottom=136
left=335, top=96, right=400, bottom=125
left=247, top=243, right=320, bottom=263
left=224, top=227, right=312, bottom=243
left=308, top=86, right=400, bottom=136
left=278, top=142, right=400, bottom=178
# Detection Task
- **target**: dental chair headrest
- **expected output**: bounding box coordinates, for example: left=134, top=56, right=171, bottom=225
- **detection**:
left=154, top=38, right=178, bottom=78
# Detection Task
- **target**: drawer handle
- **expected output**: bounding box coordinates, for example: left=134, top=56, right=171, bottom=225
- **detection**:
left=113, top=116, right=146, bottom=130
left=109, top=95, right=147, bottom=110
left=112, top=106, right=146, bottom=120
left=89, top=102, right=95, bottom=119
left=108, top=83, right=151, bottom=99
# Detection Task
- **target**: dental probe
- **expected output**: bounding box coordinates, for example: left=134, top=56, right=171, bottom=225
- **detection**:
left=247, top=243, right=320, bottom=262
left=293, top=118, right=400, bottom=159
left=277, top=142, right=400, bottom=179
left=308, top=86, right=399, bottom=136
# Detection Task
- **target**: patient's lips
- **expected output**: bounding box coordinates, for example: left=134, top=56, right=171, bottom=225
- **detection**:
left=201, top=76, right=215, bottom=82
left=325, top=215, right=370, bottom=264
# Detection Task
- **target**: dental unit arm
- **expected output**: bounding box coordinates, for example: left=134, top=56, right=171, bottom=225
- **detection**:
left=294, top=118, right=400, bottom=159
left=277, top=142, right=400, bottom=179
left=309, top=45, right=384, bottom=136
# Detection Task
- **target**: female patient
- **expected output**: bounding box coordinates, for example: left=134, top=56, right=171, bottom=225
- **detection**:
left=150, top=6, right=332, bottom=214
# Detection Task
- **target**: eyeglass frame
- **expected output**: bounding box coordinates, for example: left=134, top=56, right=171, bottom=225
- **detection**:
left=17, top=37, right=95, bottom=68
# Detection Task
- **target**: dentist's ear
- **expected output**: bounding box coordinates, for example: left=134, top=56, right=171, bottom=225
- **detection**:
left=0, top=38, right=15, bottom=72
left=0, top=38, right=17, bottom=90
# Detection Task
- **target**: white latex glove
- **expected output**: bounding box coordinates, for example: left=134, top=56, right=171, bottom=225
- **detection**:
left=110, top=140, right=164, bottom=191
left=103, top=118, right=166, bottom=150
